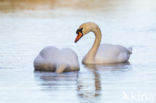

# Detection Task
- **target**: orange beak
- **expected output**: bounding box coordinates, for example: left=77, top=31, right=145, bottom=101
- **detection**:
left=74, top=32, right=83, bottom=43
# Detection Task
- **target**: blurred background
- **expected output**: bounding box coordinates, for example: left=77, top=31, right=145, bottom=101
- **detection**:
left=0, top=0, right=156, bottom=103
left=0, top=0, right=128, bottom=11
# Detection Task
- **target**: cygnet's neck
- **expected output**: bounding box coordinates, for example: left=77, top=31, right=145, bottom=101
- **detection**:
left=83, top=25, right=102, bottom=64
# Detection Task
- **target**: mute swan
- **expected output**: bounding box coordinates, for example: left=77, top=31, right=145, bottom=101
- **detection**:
left=74, top=22, right=132, bottom=64
left=34, top=46, right=80, bottom=73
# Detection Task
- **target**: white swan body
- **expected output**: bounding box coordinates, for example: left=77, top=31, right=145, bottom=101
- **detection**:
left=75, top=22, right=132, bottom=64
left=94, top=44, right=132, bottom=64
left=34, top=46, right=79, bottom=73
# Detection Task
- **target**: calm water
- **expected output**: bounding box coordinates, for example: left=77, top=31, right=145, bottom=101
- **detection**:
left=0, top=0, right=156, bottom=103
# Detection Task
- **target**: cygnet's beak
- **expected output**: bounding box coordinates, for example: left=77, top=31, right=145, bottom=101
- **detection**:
left=74, top=32, right=83, bottom=43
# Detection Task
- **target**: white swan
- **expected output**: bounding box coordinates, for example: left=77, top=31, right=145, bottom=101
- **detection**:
left=74, top=22, right=132, bottom=64
left=34, top=46, right=79, bottom=73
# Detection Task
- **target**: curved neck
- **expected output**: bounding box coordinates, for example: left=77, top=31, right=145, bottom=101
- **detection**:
left=85, top=27, right=101, bottom=63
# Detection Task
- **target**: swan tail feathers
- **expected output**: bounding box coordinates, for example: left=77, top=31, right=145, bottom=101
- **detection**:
left=56, top=65, right=66, bottom=73
left=128, top=47, right=132, bottom=54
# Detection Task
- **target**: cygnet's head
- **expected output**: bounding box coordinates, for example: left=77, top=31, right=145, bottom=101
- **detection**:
left=74, top=22, right=99, bottom=43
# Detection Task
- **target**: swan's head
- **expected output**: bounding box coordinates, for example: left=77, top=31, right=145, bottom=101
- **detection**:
left=75, top=22, right=99, bottom=43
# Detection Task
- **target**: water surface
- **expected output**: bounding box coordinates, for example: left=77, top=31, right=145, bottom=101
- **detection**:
left=0, top=0, right=156, bottom=103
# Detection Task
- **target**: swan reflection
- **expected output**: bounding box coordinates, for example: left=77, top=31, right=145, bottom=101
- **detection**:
left=34, top=62, right=130, bottom=101
left=77, top=63, right=130, bottom=99
left=77, top=65, right=101, bottom=98
left=34, top=71, right=78, bottom=91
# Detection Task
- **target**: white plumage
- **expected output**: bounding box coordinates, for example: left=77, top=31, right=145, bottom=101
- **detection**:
left=75, top=22, right=132, bottom=64
left=95, top=44, right=132, bottom=64
left=34, top=46, right=79, bottom=73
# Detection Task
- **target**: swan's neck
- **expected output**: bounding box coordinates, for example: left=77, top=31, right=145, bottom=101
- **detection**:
left=84, top=27, right=101, bottom=64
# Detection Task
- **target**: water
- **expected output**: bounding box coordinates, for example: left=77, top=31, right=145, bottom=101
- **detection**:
left=0, top=0, right=156, bottom=103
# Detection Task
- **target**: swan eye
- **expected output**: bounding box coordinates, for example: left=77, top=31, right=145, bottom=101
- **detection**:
left=75, top=28, right=83, bottom=43
left=76, top=28, right=83, bottom=34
